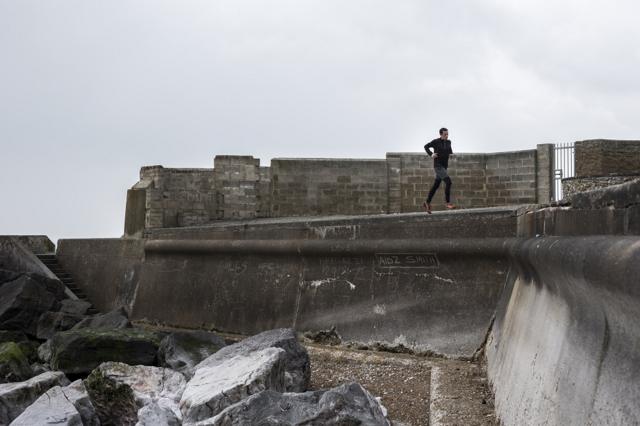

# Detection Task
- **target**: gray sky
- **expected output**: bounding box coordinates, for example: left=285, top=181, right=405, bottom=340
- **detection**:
left=1, top=0, right=639, bottom=243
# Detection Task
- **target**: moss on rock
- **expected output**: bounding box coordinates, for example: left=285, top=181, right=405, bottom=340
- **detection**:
left=84, top=368, right=138, bottom=426
left=49, top=328, right=162, bottom=375
left=0, top=341, right=33, bottom=383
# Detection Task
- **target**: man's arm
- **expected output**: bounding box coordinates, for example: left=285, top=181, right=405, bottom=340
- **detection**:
left=424, top=141, right=434, bottom=156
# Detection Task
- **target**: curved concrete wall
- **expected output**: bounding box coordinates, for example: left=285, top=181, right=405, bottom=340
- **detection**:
left=487, top=237, right=640, bottom=425
left=134, top=238, right=512, bottom=358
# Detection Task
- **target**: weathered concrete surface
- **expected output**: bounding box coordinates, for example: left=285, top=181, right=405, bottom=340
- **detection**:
left=56, top=238, right=145, bottom=313
left=518, top=179, right=640, bottom=237
left=487, top=237, right=640, bottom=425
left=565, top=176, right=640, bottom=209
left=133, top=238, right=511, bottom=358
left=145, top=206, right=524, bottom=240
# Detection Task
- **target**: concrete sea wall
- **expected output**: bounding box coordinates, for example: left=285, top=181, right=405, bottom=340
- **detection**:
left=487, top=236, right=640, bottom=425
left=58, top=207, right=522, bottom=358
left=135, top=237, right=511, bottom=357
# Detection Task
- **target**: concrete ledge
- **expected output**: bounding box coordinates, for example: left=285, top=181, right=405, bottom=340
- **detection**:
left=566, top=177, right=640, bottom=210
left=145, top=207, right=526, bottom=241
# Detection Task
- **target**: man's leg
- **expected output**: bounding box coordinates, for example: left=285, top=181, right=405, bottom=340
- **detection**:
left=444, top=177, right=452, bottom=203
left=427, top=177, right=442, bottom=204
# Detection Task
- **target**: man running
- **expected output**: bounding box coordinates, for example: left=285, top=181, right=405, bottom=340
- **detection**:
left=423, top=127, right=455, bottom=214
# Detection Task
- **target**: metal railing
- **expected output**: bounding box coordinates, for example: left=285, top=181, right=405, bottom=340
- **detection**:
left=552, top=142, right=575, bottom=201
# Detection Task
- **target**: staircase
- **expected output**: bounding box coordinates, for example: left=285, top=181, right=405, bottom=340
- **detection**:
left=36, top=254, right=99, bottom=315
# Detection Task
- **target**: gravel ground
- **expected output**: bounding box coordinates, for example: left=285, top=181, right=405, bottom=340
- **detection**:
left=307, top=343, right=497, bottom=426
left=308, top=344, right=431, bottom=425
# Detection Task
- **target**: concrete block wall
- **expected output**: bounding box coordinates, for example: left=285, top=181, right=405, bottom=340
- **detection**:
left=446, top=154, right=487, bottom=208
left=393, top=149, right=539, bottom=211
left=485, top=150, right=537, bottom=206
left=138, top=166, right=217, bottom=229
left=535, top=144, right=553, bottom=204
left=256, top=166, right=272, bottom=218
left=385, top=154, right=402, bottom=213
left=575, top=139, right=640, bottom=177
left=270, top=159, right=389, bottom=217
left=125, top=145, right=556, bottom=233
left=214, top=156, right=260, bottom=220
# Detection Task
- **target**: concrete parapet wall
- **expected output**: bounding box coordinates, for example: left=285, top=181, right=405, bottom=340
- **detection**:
left=144, top=207, right=523, bottom=241
left=126, top=146, right=553, bottom=232
left=387, top=149, right=539, bottom=211
left=270, top=158, right=389, bottom=217
left=487, top=237, right=640, bottom=425
left=136, top=165, right=218, bottom=230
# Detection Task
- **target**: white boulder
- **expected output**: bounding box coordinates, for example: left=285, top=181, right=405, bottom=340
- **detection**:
left=180, top=347, right=286, bottom=424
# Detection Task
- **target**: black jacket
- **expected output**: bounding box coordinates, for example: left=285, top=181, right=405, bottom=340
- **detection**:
left=424, top=138, right=453, bottom=169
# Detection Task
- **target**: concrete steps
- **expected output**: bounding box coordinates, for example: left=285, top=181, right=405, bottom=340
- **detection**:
left=36, top=254, right=99, bottom=315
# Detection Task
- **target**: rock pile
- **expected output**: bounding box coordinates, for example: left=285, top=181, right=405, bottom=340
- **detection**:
left=0, top=264, right=390, bottom=425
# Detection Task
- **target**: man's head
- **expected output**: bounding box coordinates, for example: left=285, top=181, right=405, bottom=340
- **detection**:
left=439, top=127, right=448, bottom=139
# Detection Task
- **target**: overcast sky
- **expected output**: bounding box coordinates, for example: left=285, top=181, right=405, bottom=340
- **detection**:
left=1, top=0, right=639, bottom=242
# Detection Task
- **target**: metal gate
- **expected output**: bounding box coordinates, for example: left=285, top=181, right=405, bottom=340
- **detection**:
left=552, top=142, right=575, bottom=201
